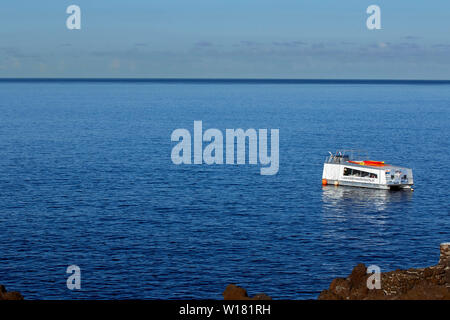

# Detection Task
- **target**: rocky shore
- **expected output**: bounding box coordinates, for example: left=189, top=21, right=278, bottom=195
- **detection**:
left=318, top=243, right=450, bottom=300
left=224, top=243, right=450, bottom=300
left=0, top=285, right=23, bottom=300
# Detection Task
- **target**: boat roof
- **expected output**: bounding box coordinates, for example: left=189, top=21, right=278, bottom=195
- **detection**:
left=326, top=150, right=411, bottom=170
left=343, top=161, right=410, bottom=171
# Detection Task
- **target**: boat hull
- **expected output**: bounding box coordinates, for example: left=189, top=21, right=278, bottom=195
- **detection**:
left=322, top=179, right=413, bottom=190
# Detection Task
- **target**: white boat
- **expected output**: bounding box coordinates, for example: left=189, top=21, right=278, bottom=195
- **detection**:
left=322, top=150, right=414, bottom=190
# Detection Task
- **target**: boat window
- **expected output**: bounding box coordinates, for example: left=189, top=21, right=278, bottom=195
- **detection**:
left=343, top=167, right=377, bottom=179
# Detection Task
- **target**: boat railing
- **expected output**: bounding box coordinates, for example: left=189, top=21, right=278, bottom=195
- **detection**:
left=325, top=155, right=349, bottom=164
left=326, top=150, right=369, bottom=163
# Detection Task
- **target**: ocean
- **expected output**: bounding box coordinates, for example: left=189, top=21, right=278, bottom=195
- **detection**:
left=0, top=80, right=449, bottom=299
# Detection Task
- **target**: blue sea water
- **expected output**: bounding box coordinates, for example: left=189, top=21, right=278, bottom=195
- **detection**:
left=0, top=81, right=449, bottom=299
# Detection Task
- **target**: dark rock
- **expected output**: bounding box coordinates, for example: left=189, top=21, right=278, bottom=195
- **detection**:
left=0, top=285, right=24, bottom=300
left=223, top=284, right=249, bottom=300
left=348, top=263, right=367, bottom=288
left=223, top=284, right=271, bottom=300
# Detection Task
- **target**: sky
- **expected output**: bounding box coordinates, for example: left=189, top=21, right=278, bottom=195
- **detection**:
left=0, top=0, right=449, bottom=79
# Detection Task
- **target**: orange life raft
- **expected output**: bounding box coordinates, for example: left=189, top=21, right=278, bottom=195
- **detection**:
left=348, top=160, right=387, bottom=167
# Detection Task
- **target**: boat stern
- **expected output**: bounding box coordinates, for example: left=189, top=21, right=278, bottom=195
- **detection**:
left=383, top=167, right=414, bottom=190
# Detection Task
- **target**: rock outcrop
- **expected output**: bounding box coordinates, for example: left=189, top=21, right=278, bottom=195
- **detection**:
left=223, top=284, right=272, bottom=300
left=0, top=285, right=24, bottom=300
left=222, top=243, right=449, bottom=300
left=319, top=243, right=450, bottom=300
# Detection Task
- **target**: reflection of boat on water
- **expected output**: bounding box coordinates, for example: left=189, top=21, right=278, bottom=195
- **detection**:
left=322, top=184, right=413, bottom=213
left=322, top=185, right=413, bottom=204
left=322, top=150, right=414, bottom=190
left=321, top=185, right=414, bottom=244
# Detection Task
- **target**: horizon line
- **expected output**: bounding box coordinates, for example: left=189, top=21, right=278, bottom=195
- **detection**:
left=0, top=78, right=450, bottom=84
